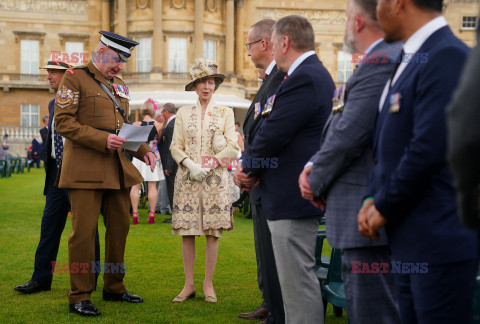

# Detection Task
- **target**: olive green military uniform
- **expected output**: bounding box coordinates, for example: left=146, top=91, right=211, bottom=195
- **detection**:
left=54, top=61, right=151, bottom=304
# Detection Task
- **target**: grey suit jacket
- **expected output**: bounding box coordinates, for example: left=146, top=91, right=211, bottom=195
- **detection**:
left=448, top=41, right=480, bottom=229
left=308, top=40, right=402, bottom=249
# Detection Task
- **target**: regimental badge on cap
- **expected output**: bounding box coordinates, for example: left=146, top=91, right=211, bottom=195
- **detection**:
left=261, top=95, right=275, bottom=117
left=332, top=85, right=346, bottom=114
left=113, top=83, right=130, bottom=100
left=389, top=93, right=401, bottom=113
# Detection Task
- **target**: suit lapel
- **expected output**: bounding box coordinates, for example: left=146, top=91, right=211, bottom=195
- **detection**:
left=373, top=26, right=452, bottom=154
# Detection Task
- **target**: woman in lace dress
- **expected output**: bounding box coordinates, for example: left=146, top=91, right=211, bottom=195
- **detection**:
left=170, top=58, right=239, bottom=303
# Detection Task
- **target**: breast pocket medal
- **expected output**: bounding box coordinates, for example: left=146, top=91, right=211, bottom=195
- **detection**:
left=113, top=83, right=130, bottom=100
left=254, top=102, right=262, bottom=119
left=389, top=93, right=401, bottom=113
left=261, top=95, right=275, bottom=117
left=332, top=85, right=345, bottom=114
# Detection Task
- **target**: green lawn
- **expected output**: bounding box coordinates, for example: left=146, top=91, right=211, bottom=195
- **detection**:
left=0, top=168, right=347, bottom=323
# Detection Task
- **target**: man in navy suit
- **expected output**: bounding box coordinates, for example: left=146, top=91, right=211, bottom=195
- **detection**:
left=157, top=102, right=177, bottom=223
left=235, top=19, right=285, bottom=324
left=299, top=0, right=402, bottom=322
left=15, top=61, right=100, bottom=295
left=358, top=0, right=479, bottom=323
left=239, top=15, right=335, bottom=323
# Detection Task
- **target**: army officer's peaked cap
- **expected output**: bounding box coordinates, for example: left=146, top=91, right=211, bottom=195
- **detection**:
left=99, top=30, right=139, bottom=62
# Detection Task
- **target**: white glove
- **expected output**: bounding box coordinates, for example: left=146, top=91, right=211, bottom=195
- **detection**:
left=183, top=158, right=210, bottom=181
left=212, top=134, right=227, bottom=154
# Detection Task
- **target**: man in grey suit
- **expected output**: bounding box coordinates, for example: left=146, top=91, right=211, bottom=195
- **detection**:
left=299, top=0, right=401, bottom=322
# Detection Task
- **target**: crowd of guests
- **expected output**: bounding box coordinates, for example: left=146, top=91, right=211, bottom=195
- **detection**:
left=11, top=0, right=480, bottom=322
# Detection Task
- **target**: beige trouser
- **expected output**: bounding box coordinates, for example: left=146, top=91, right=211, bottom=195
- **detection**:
left=67, top=188, right=130, bottom=304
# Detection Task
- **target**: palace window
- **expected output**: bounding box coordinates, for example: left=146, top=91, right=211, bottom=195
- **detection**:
left=137, top=37, right=151, bottom=73
left=462, top=16, right=477, bottom=30
left=21, top=40, right=39, bottom=74
left=21, top=104, right=39, bottom=127
left=337, top=50, right=353, bottom=83
left=204, top=39, right=216, bottom=62
left=168, top=37, right=187, bottom=73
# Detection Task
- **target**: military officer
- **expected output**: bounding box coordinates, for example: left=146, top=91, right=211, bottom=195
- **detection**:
left=54, top=31, right=155, bottom=317
left=14, top=60, right=101, bottom=295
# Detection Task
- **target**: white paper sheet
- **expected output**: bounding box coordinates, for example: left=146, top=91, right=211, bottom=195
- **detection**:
left=117, top=123, right=154, bottom=151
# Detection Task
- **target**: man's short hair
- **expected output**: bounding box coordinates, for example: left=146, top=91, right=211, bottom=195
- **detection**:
left=42, top=116, right=49, bottom=123
left=235, top=121, right=241, bottom=127
left=163, top=102, right=176, bottom=114
left=353, top=0, right=378, bottom=22
left=273, top=15, right=315, bottom=52
left=411, top=0, right=443, bottom=12
left=250, top=19, right=276, bottom=40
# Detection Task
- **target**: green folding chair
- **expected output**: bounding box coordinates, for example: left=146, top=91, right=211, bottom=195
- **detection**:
left=322, top=248, right=349, bottom=321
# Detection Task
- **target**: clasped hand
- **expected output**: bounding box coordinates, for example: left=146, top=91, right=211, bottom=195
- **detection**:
left=357, top=199, right=387, bottom=241
left=233, top=161, right=259, bottom=190
left=298, top=166, right=325, bottom=210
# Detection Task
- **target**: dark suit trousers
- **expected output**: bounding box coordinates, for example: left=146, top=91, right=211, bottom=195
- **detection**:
left=394, top=259, right=478, bottom=324
left=252, top=201, right=285, bottom=324
left=32, top=162, right=100, bottom=287
left=165, top=165, right=177, bottom=208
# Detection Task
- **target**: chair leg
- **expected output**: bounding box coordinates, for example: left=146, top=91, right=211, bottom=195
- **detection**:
left=333, top=306, right=343, bottom=317
left=322, top=298, right=328, bottom=320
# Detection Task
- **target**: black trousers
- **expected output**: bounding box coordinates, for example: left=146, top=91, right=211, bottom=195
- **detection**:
left=252, top=202, right=285, bottom=324
left=164, top=164, right=177, bottom=208
left=32, top=162, right=100, bottom=287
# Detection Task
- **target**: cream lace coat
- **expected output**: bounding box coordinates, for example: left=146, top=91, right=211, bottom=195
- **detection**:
left=170, top=99, right=240, bottom=230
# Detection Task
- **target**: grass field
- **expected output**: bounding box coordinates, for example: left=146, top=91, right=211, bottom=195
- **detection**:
left=0, top=168, right=347, bottom=323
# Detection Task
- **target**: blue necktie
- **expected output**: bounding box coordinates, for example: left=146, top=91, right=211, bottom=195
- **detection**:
left=53, top=123, right=63, bottom=169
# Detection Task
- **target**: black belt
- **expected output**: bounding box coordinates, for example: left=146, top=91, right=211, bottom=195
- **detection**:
left=96, top=128, right=120, bottom=135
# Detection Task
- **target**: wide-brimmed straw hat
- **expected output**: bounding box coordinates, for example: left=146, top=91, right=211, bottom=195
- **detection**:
left=40, top=61, right=72, bottom=70
left=185, top=58, right=225, bottom=91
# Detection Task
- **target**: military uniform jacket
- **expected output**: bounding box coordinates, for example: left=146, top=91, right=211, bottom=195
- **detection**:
left=54, top=61, right=151, bottom=189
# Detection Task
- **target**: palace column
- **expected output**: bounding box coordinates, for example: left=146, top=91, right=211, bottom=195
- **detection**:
left=234, top=0, right=245, bottom=76
left=152, top=0, right=164, bottom=73
left=101, top=0, right=110, bottom=31
left=194, top=0, right=204, bottom=58
left=225, top=0, right=235, bottom=74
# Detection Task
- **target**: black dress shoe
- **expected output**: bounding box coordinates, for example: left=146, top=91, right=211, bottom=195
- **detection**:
left=103, top=290, right=143, bottom=303
left=69, top=300, right=101, bottom=317
left=14, top=280, right=51, bottom=294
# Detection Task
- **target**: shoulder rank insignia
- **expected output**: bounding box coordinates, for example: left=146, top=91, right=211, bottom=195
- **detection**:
left=113, top=83, right=130, bottom=100
left=389, top=93, right=401, bottom=113
left=332, top=85, right=346, bottom=114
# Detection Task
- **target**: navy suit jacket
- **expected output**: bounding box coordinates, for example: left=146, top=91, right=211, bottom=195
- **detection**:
left=243, top=54, right=335, bottom=221
left=158, top=117, right=177, bottom=173
left=367, top=26, right=477, bottom=265
left=243, top=64, right=286, bottom=204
